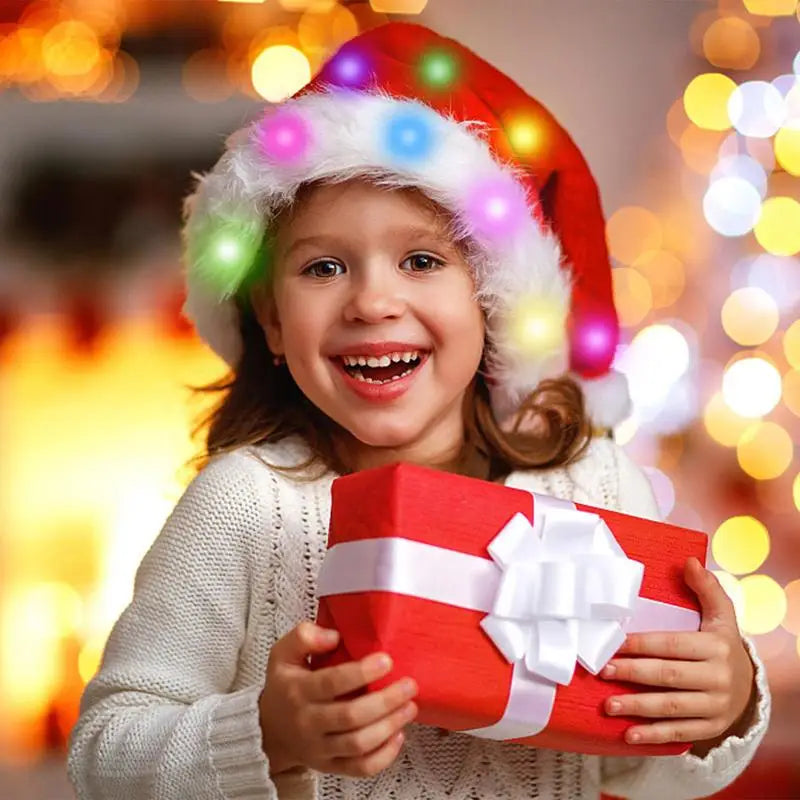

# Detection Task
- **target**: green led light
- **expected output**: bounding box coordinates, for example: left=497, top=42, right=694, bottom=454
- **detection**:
left=418, top=49, right=458, bottom=89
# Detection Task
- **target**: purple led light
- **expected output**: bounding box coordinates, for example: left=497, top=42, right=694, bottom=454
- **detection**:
left=464, top=177, right=528, bottom=241
left=256, top=110, right=312, bottom=164
left=324, top=47, right=372, bottom=89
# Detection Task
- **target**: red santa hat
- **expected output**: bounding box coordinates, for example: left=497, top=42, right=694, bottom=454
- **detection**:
left=182, top=22, right=631, bottom=429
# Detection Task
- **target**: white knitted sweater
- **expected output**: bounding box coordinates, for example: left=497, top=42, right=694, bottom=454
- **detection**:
left=67, top=436, right=770, bottom=800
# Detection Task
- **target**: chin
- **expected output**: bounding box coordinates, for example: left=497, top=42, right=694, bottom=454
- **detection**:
left=345, top=417, right=426, bottom=451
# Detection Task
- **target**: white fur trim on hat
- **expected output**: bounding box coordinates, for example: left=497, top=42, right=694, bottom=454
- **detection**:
left=182, top=88, right=572, bottom=416
left=575, top=370, right=632, bottom=429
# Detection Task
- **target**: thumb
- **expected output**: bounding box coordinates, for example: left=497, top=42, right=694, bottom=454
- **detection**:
left=271, top=621, right=340, bottom=666
left=684, top=557, right=736, bottom=630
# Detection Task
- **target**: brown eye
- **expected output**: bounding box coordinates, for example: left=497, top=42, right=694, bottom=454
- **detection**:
left=305, top=260, right=344, bottom=278
left=401, top=253, right=444, bottom=272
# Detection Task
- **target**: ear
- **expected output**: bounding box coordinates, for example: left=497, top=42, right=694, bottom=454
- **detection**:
left=250, top=281, right=284, bottom=357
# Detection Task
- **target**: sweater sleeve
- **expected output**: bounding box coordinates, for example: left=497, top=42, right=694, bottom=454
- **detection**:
left=598, top=443, right=771, bottom=800
left=67, top=450, right=279, bottom=800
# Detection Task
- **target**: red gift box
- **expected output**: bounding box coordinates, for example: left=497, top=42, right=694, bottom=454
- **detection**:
left=314, top=462, right=707, bottom=756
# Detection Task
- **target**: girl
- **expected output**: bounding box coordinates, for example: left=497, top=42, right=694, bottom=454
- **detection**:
left=68, top=22, right=769, bottom=800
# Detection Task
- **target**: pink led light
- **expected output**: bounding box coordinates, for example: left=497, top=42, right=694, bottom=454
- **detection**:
left=256, top=110, right=312, bottom=165
left=464, top=177, right=528, bottom=241
left=570, top=314, right=618, bottom=374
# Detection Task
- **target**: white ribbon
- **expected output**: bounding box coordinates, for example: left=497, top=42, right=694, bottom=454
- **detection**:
left=317, top=493, right=700, bottom=741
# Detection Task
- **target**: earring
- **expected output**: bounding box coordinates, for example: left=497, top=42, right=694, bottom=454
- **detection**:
left=273, top=354, right=285, bottom=367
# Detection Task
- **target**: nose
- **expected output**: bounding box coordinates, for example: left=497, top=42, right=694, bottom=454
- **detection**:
left=342, top=262, right=407, bottom=324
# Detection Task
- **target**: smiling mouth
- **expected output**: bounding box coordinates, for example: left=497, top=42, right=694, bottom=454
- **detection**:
left=335, top=350, right=426, bottom=384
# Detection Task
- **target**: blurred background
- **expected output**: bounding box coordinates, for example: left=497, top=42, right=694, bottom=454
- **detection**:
left=0, top=0, right=798, bottom=797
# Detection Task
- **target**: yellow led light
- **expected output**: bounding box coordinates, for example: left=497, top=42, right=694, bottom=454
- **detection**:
left=711, top=515, right=770, bottom=575
left=507, top=294, right=567, bottom=358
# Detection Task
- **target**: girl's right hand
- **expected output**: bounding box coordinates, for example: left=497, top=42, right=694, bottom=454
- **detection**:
left=258, top=621, right=419, bottom=778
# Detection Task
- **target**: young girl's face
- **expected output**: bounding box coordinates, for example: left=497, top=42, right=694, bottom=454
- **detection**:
left=253, top=179, right=485, bottom=468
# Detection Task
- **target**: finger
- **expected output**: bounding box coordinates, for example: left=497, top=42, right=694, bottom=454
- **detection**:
left=313, top=677, right=418, bottom=733
left=600, top=658, right=719, bottom=690
left=305, top=652, right=394, bottom=701
left=624, top=718, right=722, bottom=745
left=328, top=731, right=406, bottom=778
left=324, top=702, right=418, bottom=758
left=684, top=557, right=737, bottom=628
left=616, top=631, right=723, bottom=660
left=270, top=621, right=340, bottom=667
left=605, top=690, right=718, bottom=719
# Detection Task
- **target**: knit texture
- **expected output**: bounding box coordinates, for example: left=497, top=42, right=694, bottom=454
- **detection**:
left=67, top=436, right=770, bottom=800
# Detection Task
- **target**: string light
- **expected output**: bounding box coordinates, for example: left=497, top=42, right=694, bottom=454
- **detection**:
left=417, top=47, right=458, bottom=90
left=506, top=295, right=567, bottom=359
left=256, top=109, right=313, bottom=165
left=463, top=177, right=529, bottom=241
left=383, top=107, right=437, bottom=164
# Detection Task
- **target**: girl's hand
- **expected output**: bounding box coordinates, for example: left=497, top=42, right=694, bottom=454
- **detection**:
left=258, top=621, right=418, bottom=778
left=599, top=557, right=756, bottom=754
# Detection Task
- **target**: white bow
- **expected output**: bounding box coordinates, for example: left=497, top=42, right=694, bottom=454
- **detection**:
left=480, top=502, right=645, bottom=686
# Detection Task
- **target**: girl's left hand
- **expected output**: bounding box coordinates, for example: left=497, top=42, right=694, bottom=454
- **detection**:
left=599, top=556, right=756, bottom=752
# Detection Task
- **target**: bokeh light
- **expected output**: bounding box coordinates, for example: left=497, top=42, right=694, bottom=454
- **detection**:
left=712, top=516, right=770, bottom=575
left=632, top=250, right=686, bottom=308
left=753, top=196, right=800, bottom=255
left=617, top=324, right=691, bottom=410
left=722, top=356, right=782, bottom=417
left=704, top=391, right=753, bottom=446
left=703, top=177, right=762, bottom=236
left=182, top=49, right=233, bottom=103
left=794, top=473, right=800, bottom=511
left=782, top=579, right=800, bottom=635
left=298, top=4, right=359, bottom=65
left=743, top=0, right=798, bottom=14
left=606, top=206, right=662, bottom=265
left=720, top=287, right=779, bottom=346
left=728, top=81, right=786, bottom=138
left=732, top=254, right=800, bottom=312
left=737, top=421, right=794, bottom=480
left=251, top=45, right=311, bottom=102
left=710, top=153, right=768, bottom=197
left=42, top=20, right=101, bottom=78
left=783, top=369, right=800, bottom=416
left=369, top=0, right=429, bottom=10
left=612, top=267, right=653, bottom=326
left=702, top=17, right=760, bottom=71
left=775, top=127, right=800, bottom=175
left=679, top=126, right=728, bottom=174
left=683, top=73, right=736, bottom=131
left=739, top=574, right=787, bottom=635
left=785, top=320, right=800, bottom=368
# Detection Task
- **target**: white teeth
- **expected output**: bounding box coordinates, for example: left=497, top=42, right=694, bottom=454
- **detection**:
left=342, top=350, right=421, bottom=366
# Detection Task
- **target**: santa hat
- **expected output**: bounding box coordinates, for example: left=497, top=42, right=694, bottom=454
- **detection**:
left=182, top=22, right=631, bottom=429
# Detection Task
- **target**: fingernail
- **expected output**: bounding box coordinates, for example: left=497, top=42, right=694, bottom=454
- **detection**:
left=367, top=653, right=392, bottom=674
left=602, top=664, right=616, bottom=678
left=400, top=678, right=417, bottom=697
left=628, top=731, right=641, bottom=743
left=320, top=629, right=339, bottom=645
left=607, top=699, right=622, bottom=714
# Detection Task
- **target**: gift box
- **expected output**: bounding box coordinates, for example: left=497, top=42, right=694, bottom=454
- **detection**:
left=314, top=462, right=707, bottom=756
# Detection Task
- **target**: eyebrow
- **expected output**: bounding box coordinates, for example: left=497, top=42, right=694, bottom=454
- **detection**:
left=281, top=226, right=453, bottom=261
